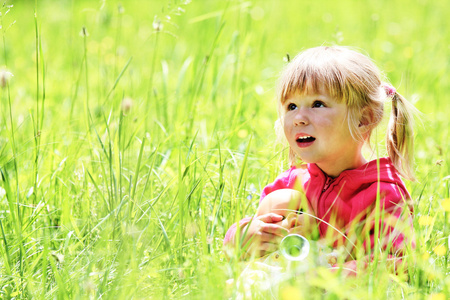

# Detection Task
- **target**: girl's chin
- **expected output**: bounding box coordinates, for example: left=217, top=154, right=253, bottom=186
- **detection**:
left=293, top=154, right=315, bottom=164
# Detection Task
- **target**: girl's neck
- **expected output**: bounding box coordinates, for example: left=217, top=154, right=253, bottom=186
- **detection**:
left=316, top=154, right=367, bottom=178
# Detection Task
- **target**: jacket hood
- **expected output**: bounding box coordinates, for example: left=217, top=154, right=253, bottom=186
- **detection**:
left=307, top=157, right=407, bottom=188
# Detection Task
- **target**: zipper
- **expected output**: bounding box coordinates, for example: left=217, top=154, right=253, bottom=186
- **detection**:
left=322, top=176, right=334, bottom=192
left=318, top=175, right=338, bottom=238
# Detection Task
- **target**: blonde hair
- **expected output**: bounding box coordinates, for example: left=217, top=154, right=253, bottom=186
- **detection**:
left=277, top=46, right=416, bottom=181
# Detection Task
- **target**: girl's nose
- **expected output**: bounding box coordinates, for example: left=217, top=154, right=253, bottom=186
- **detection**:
left=293, top=110, right=309, bottom=126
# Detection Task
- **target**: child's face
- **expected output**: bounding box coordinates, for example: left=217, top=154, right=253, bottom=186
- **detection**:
left=282, top=88, right=364, bottom=177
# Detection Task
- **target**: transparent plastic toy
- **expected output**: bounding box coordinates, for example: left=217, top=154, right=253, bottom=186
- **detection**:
left=228, top=234, right=338, bottom=299
left=279, top=234, right=310, bottom=261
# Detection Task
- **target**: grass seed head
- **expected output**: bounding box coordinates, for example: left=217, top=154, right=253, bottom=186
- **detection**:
left=0, top=68, right=13, bottom=88
left=118, top=4, right=124, bottom=14
left=80, top=26, right=89, bottom=37
left=153, top=16, right=163, bottom=32
left=121, top=97, right=133, bottom=114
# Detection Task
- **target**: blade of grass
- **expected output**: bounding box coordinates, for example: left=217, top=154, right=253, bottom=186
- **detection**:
left=104, top=56, right=132, bottom=104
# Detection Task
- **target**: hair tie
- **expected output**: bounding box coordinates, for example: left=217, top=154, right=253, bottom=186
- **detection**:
left=384, top=84, right=396, bottom=98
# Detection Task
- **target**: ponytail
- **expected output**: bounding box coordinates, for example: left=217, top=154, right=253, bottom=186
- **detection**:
left=386, top=90, right=416, bottom=181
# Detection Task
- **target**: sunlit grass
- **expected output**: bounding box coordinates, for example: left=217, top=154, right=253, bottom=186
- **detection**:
left=0, top=0, right=449, bottom=298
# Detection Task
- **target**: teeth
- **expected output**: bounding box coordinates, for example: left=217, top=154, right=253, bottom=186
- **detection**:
left=297, top=136, right=312, bottom=140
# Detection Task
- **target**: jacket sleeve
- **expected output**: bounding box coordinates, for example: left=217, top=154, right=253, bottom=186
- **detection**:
left=360, top=182, right=414, bottom=255
left=223, top=217, right=253, bottom=246
left=223, top=167, right=298, bottom=246
left=335, top=183, right=414, bottom=274
left=259, top=167, right=299, bottom=204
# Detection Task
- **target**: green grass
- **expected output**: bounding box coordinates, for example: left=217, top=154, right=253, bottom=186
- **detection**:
left=0, top=0, right=449, bottom=298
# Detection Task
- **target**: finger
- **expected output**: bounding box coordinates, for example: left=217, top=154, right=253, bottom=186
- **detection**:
left=261, top=223, right=289, bottom=236
left=288, top=226, right=304, bottom=235
left=257, top=213, right=284, bottom=223
left=247, top=231, right=282, bottom=244
left=244, top=242, right=278, bottom=258
left=243, top=230, right=270, bottom=247
left=258, top=242, right=278, bottom=255
left=259, top=232, right=283, bottom=244
left=286, top=213, right=304, bottom=228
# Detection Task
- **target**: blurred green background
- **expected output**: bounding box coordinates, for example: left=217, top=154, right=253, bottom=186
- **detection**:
left=0, top=0, right=449, bottom=298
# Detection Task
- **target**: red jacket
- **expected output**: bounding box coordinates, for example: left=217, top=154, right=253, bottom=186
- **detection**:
left=224, top=158, right=414, bottom=267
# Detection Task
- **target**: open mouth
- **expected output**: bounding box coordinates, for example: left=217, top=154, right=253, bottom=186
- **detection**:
left=296, top=136, right=316, bottom=143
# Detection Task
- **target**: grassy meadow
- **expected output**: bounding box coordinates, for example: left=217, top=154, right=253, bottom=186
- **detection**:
left=0, top=0, right=449, bottom=298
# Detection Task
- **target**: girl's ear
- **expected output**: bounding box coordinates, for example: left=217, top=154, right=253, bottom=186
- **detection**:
left=358, top=107, right=375, bottom=132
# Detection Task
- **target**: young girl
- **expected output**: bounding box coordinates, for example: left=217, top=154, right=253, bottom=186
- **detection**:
left=224, top=46, right=416, bottom=273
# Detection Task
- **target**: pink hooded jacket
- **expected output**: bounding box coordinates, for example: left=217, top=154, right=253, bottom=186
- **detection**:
left=224, top=158, right=414, bottom=269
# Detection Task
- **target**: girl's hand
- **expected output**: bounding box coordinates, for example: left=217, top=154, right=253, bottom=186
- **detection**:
left=241, top=213, right=288, bottom=258
left=284, top=212, right=316, bottom=238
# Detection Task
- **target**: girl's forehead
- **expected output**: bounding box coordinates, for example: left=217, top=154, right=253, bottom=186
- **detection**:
left=283, top=85, right=335, bottom=102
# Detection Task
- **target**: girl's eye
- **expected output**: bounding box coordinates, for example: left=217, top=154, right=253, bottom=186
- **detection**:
left=287, top=103, right=297, bottom=111
left=312, top=101, right=325, bottom=108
